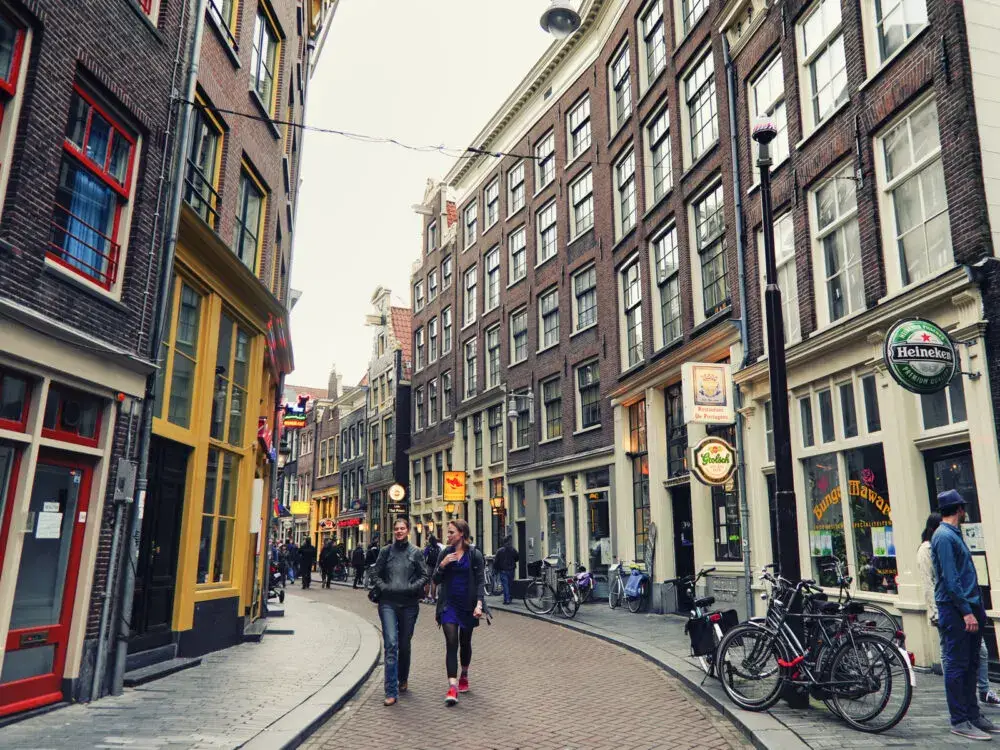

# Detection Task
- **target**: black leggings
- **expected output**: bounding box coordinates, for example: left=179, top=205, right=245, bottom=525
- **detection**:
left=443, top=623, right=473, bottom=679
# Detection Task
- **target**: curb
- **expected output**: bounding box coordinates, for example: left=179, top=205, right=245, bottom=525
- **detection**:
left=492, top=603, right=808, bottom=750
left=239, top=600, right=381, bottom=750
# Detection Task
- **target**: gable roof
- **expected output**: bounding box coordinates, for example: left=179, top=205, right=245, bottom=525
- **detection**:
left=391, top=306, right=413, bottom=370
left=283, top=384, right=328, bottom=405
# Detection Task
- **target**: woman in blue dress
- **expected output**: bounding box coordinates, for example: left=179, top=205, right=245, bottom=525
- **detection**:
left=432, top=518, right=486, bottom=706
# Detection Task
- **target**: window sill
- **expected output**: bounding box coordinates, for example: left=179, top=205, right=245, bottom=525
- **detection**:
left=536, top=343, right=559, bottom=355
left=461, top=319, right=476, bottom=332
left=508, top=445, right=530, bottom=454
left=637, top=66, right=667, bottom=108
left=573, top=424, right=602, bottom=436
left=205, top=11, right=241, bottom=68
left=564, top=145, right=592, bottom=174
left=43, top=257, right=126, bottom=310
left=608, top=113, right=632, bottom=144
left=506, top=205, right=526, bottom=223
left=509, top=358, right=527, bottom=368
left=126, top=0, right=165, bottom=40
left=858, top=26, right=930, bottom=94
left=879, top=264, right=957, bottom=308
left=617, top=359, right=647, bottom=381
left=681, top=140, right=720, bottom=183
left=673, top=18, right=708, bottom=58
left=691, top=306, right=733, bottom=338
left=568, top=225, right=594, bottom=245
left=643, top=187, right=673, bottom=220
left=483, top=302, right=500, bottom=315
left=538, top=436, right=563, bottom=446
left=795, top=99, right=850, bottom=152
left=506, top=275, right=526, bottom=290
left=612, top=225, right=638, bottom=253
left=533, top=180, right=555, bottom=200
left=248, top=88, right=281, bottom=140
left=571, top=322, right=597, bottom=339
left=535, top=253, right=557, bottom=271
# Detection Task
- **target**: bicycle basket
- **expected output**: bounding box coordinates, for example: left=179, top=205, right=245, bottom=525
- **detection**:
left=685, top=617, right=717, bottom=656
left=527, top=560, right=543, bottom=578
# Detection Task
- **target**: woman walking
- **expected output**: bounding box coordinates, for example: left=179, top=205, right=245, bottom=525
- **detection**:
left=432, top=519, right=487, bottom=706
left=372, top=517, right=429, bottom=706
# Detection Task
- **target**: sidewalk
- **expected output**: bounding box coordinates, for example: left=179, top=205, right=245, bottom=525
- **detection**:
left=2, top=592, right=379, bottom=750
left=492, top=598, right=980, bottom=749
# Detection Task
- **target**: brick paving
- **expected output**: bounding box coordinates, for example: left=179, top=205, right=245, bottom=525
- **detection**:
left=299, top=586, right=751, bottom=750
left=2, top=593, right=368, bottom=749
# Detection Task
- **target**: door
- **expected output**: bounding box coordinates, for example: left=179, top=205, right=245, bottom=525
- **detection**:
left=0, top=454, right=92, bottom=716
left=671, top=484, right=695, bottom=612
left=130, top=438, right=187, bottom=652
left=516, top=521, right=527, bottom=578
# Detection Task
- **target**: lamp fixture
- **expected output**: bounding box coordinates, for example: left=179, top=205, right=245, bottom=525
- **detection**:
left=444, top=501, right=456, bottom=514
left=539, top=0, right=581, bottom=39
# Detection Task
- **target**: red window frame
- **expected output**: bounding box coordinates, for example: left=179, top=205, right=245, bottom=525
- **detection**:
left=40, top=385, right=103, bottom=447
left=0, top=369, right=31, bottom=432
left=0, top=14, right=26, bottom=98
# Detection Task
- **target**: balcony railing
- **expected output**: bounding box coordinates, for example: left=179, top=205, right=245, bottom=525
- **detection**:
left=48, top=202, right=120, bottom=289
left=184, top=158, right=221, bottom=230
left=207, top=0, right=238, bottom=49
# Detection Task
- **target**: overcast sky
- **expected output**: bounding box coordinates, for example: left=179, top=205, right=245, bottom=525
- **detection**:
left=288, top=1, right=554, bottom=389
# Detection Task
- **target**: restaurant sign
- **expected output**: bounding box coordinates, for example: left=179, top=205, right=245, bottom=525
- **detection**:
left=884, top=318, right=957, bottom=395
left=443, top=471, right=466, bottom=501
left=690, top=436, right=737, bottom=486
left=682, top=362, right=735, bottom=424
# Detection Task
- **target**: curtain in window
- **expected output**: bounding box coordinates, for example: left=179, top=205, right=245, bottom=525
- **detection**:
left=55, top=158, right=115, bottom=282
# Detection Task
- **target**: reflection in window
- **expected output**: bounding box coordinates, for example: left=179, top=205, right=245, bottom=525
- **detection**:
left=804, top=453, right=845, bottom=587
left=846, top=444, right=896, bottom=594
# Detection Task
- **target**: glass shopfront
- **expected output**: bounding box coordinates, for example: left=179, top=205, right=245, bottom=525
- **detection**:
left=585, top=469, right=611, bottom=573
left=542, top=478, right=564, bottom=558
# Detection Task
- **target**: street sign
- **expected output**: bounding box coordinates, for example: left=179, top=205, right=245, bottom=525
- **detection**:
left=682, top=362, right=735, bottom=424
left=387, top=502, right=407, bottom=515
left=690, top=436, right=738, bottom=486
left=883, top=318, right=957, bottom=394
left=443, top=471, right=466, bottom=501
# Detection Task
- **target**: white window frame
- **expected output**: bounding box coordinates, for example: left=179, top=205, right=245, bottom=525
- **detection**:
left=537, top=200, right=558, bottom=266
left=484, top=246, right=501, bottom=311
left=810, top=163, right=863, bottom=328
left=570, top=169, right=594, bottom=239
left=639, top=0, right=667, bottom=89
left=609, top=42, right=632, bottom=133
left=441, top=254, right=453, bottom=289
left=644, top=105, right=672, bottom=209
left=415, top=386, right=425, bottom=430
left=797, top=0, right=847, bottom=135
left=508, top=225, right=527, bottom=285
left=508, top=160, right=526, bottom=216
left=677, top=0, right=709, bottom=39
left=442, top=370, right=452, bottom=419
left=463, top=265, right=478, bottom=326
left=442, top=306, right=453, bottom=354
left=535, top=130, right=555, bottom=191
left=541, top=376, right=563, bottom=441
left=463, top=337, right=478, bottom=399
left=414, top=279, right=424, bottom=311
left=681, top=48, right=718, bottom=167
left=426, top=220, right=437, bottom=254
left=575, top=359, right=601, bottom=431
left=567, top=95, right=592, bottom=162
left=758, top=212, right=800, bottom=346
left=650, top=224, right=681, bottom=348
left=464, top=200, right=478, bottom=249
left=572, top=264, right=597, bottom=333
left=538, top=286, right=560, bottom=351
left=749, top=54, right=788, bottom=175
left=486, top=324, right=501, bottom=390
left=414, top=326, right=425, bottom=371
left=862, top=0, right=928, bottom=72
left=485, top=178, right=500, bottom=228
left=614, top=149, right=637, bottom=240
left=510, top=306, right=529, bottom=365
left=688, top=181, right=728, bottom=324
left=428, top=268, right=438, bottom=301
left=619, top=255, right=644, bottom=368
left=428, top=316, right=439, bottom=362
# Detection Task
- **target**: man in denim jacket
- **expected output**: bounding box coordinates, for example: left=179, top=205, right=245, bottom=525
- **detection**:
left=933, top=489, right=1000, bottom=740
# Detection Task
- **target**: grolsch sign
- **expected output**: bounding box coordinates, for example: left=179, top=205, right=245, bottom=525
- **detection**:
left=690, top=436, right=738, bottom=486
left=883, top=318, right=958, bottom=395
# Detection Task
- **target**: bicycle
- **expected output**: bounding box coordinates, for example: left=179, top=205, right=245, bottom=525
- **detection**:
left=821, top=558, right=902, bottom=641
left=524, top=556, right=574, bottom=615
left=608, top=560, right=648, bottom=613
left=362, top=563, right=377, bottom=590
left=483, top=556, right=503, bottom=596
left=665, top=566, right=738, bottom=677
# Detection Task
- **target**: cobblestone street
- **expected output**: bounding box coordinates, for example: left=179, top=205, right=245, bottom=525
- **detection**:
left=299, top=586, right=751, bottom=750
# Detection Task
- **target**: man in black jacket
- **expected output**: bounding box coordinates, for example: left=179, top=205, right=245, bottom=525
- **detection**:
left=493, top=536, right=519, bottom=604
left=299, top=538, right=317, bottom=589
left=351, top=544, right=366, bottom=588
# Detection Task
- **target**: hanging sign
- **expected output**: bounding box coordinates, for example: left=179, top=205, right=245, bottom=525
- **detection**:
left=682, top=362, right=735, bottom=425
left=290, top=501, right=311, bottom=516
left=883, top=318, right=958, bottom=394
left=283, top=394, right=311, bottom=429
left=443, top=471, right=466, bottom=501
left=690, top=436, right=738, bottom=486
left=388, top=483, right=406, bottom=502
left=338, top=517, right=361, bottom=528
left=387, top=502, right=407, bottom=515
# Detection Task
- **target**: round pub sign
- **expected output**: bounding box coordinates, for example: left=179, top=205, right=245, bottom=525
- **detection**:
left=388, top=483, right=406, bottom=502
left=884, top=318, right=957, bottom=395
left=691, top=436, right=737, bottom=486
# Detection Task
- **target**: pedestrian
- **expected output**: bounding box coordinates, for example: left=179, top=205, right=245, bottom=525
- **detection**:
left=432, top=518, right=487, bottom=706
left=494, top=535, right=519, bottom=605
left=351, top=543, right=366, bottom=589
left=299, top=537, right=317, bottom=590
left=932, top=490, right=1000, bottom=739
left=372, top=517, right=429, bottom=706
left=286, top=538, right=299, bottom=583
left=423, top=535, right=441, bottom=603
left=365, top=541, right=379, bottom=567
left=319, top=539, right=336, bottom=588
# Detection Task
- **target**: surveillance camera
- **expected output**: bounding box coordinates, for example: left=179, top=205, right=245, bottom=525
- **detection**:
left=751, top=117, right=778, bottom=145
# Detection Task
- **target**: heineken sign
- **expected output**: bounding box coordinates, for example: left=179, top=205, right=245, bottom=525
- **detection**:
left=883, top=318, right=958, bottom=395
left=691, top=436, right=738, bottom=487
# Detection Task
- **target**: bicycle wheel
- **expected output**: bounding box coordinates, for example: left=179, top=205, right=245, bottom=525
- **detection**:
left=626, top=580, right=647, bottom=613
left=829, top=634, right=912, bottom=733
left=857, top=603, right=901, bottom=638
left=608, top=577, right=624, bottom=609
left=524, top=580, right=556, bottom=614
left=557, top=588, right=580, bottom=619
left=716, top=625, right=785, bottom=711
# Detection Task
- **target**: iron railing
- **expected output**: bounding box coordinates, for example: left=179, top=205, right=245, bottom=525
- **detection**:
left=184, top=158, right=221, bottom=229
left=48, top=202, right=120, bottom=289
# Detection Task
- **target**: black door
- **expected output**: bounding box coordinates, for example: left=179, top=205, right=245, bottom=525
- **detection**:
left=516, top=521, right=527, bottom=578
left=671, top=484, right=695, bottom=612
left=130, top=437, right=188, bottom=653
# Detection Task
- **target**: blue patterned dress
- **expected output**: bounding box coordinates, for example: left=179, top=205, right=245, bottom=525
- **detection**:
left=440, top=552, right=476, bottom=629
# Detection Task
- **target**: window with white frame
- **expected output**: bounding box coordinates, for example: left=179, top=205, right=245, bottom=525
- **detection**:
left=812, top=164, right=862, bottom=324
left=749, top=55, right=788, bottom=168
left=615, top=150, right=637, bottom=239
left=512, top=387, right=531, bottom=448
left=570, top=170, right=594, bottom=238
left=488, top=404, right=504, bottom=464
left=798, top=0, right=847, bottom=132
left=414, top=279, right=424, bottom=311
left=464, top=200, right=478, bottom=248
left=576, top=360, right=601, bottom=430
left=442, top=254, right=453, bottom=288
left=415, top=386, right=425, bottom=430
left=464, top=338, right=477, bottom=398
left=464, top=265, right=477, bottom=325
left=877, top=98, right=951, bottom=287
left=537, top=200, right=558, bottom=264
left=486, top=325, right=501, bottom=390
left=509, top=226, right=527, bottom=283
left=429, top=379, right=438, bottom=425
left=610, top=43, right=632, bottom=131
left=641, top=0, right=667, bottom=86
left=428, top=269, right=438, bottom=301
left=442, top=371, right=452, bottom=419
left=646, top=106, right=672, bottom=206
left=510, top=307, right=528, bottom=364
left=427, top=220, right=438, bottom=253
left=535, top=131, right=555, bottom=189
left=872, top=0, right=927, bottom=63
left=539, top=287, right=560, bottom=349
left=429, top=316, right=439, bottom=362
left=442, top=306, right=453, bottom=353
left=414, top=327, right=425, bottom=370
left=567, top=96, right=592, bottom=160
left=508, top=161, right=525, bottom=215
left=652, top=225, right=681, bottom=346
left=693, top=183, right=728, bottom=318
left=759, top=213, right=800, bottom=344
left=485, top=246, right=500, bottom=310
left=573, top=265, right=597, bottom=331
left=684, top=50, right=718, bottom=164
left=680, top=0, right=709, bottom=36
left=541, top=377, right=563, bottom=440
left=485, top=178, right=500, bottom=227
left=621, top=259, right=644, bottom=367
left=920, top=377, right=966, bottom=430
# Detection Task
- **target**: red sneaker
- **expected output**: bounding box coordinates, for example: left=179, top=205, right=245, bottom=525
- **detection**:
left=445, top=685, right=458, bottom=706
left=458, top=675, right=469, bottom=693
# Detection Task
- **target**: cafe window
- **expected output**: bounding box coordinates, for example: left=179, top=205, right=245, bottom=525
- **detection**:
left=155, top=279, right=203, bottom=429
left=198, top=447, right=239, bottom=584
left=920, top=377, right=967, bottom=430
left=0, top=368, right=30, bottom=431
left=210, top=313, right=251, bottom=447
left=629, top=400, right=650, bottom=561
left=709, top=424, right=741, bottom=561
left=586, top=469, right=611, bottom=573
left=543, top=478, right=566, bottom=559
left=43, top=384, right=102, bottom=446
left=665, top=384, right=687, bottom=477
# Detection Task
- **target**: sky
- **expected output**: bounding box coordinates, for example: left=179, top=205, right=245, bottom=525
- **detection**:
left=288, top=1, right=555, bottom=389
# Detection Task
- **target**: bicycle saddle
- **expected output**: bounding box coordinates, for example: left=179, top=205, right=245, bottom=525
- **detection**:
left=694, top=596, right=715, bottom=608
left=542, top=555, right=562, bottom=567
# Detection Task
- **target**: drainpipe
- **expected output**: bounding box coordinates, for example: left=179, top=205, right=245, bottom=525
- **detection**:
left=110, top=0, right=208, bottom=696
left=724, top=36, right=755, bottom=619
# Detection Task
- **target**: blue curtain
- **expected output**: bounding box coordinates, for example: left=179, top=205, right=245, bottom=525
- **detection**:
left=58, top=159, right=114, bottom=281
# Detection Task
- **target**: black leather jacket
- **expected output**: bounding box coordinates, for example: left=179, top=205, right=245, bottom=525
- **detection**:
left=373, top=541, right=429, bottom=605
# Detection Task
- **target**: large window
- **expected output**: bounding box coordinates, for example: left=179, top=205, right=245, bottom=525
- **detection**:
left=813, top=164, right=862, bottom=324
left=873, top=0, right=927, bottom=62
left=155, top=278, right=203, bottom=428
left=251, top=6, right=280, bottom=113
left=542, top=377, right=562, bottom=440
left=539, top=287, right=560, bottom=349
left=798, top=0, right=847, bottom=130
left=429, top=379, right=438, bottom=424
left=567, top=96, right=592, bottom=160
left=414, top=327, right=425, bottom=370
left=464, top=200, right=478, bottom=248
left=512, top=387, right=531, bottom=449
left=666, top=385, right=687, bottom=476
left=570, top=170, right=594, bottom=238
left=749, top=55, right=788, bottom=167
left=537, top=201, right=558, bottom=264
left=760, top=213, right=800, bottom=343
left=535, top=131, right=555, bottom=189
left=577, top=360, right=600, bottom=430
left=442, top=255, right=453, bottom=288
left=510, top=307, right=528, bottom=364
left=198, top=448, right=239, bottom=584
left=185, top=104, right=222, bottom=228
left=208, top=0, right=238, bottom=44
left=652, top=226, right=681, bottom=346
left=210, top=313, right=251, bottom=447
left=509, top=226, right=526, bottom=283
left=646, top=107, right=672, bottom=206
left=485, top=178, right=500, bottom=227
left=464, top=338, right=477, bottom=398
left=508, top=161, right=525, bottom=215
left=573, top=265, right=597, bottom=331
left=428, top=317, right=438, bottom=362
left=609, top=44, right=632, bottom=131
left=489, top=405, right=504, bottom=464
left=693, top=183, right=728, bottom=318
left=485, top=246, right=500, bottom=310
left=622, top=259, right=643, bottom=367
left=442, top=371, right=452, bottom=419
left=615, top=150, right=637, bottom=238
left=51, top=87, right=136, bottom=290
left=684, top=51, right=717, bottom=163
left=641, top=0, right=666, bottom=85
left=629, top=400, right=650, bottom=561
left=464, top=265, right=477, bottom=325
left=486, top=325, right=501, bottom=390
left=234, top=168, right=265, bottom=272
left=442, top=306, right=453, bottom=353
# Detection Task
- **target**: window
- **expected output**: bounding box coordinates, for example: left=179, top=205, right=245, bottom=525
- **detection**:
left=371, top=423, right=380, bottom=465
left=622, top=259, right=643, bottom=367
left=539, top=287, right=560, bottom=349
left=0, top=368, right=30, bottom=431
left=641, top=1, right=666, bottom=85
left=424, top=456, right=433, bottom=496
left=693, top=183, right=728, bottom=318
left=684, top=50, right=717, bottom=163
left=414, top=327, right=425, bottom=370
left=509, top=226, right=527, bottom=283
left=840, top=381, right=859, bottom=439
left=615, top=150, right=637, bottom=238
left=512, top=387, right=531, bottom=448
left=464, top=201, right=478, bottom=248
left=818, top=388, right=835, bottom=442
left=629, top=400, right=650, bottom=560
left=610, top=44, right=632, bottom=131
left=185, top=104, right=223, bottom=228
left=486, top=326, right=501, bottom=390
left=428, top=269, right=438, bottom=301
left=436, top=452, right=444, bottom=494
left=489, top=405, right=504, bottom=464
left=572, top=265, right=597, bottom=332
left=485, top=247, right=500, bottom=310
left=208, top=0, right=238, bottom=43
left=51, top=87, right=137, bottom=290
left=251, top=6, right=280, bottom=113
left=210, top=313, right=251, bottom=447
left=570, top=170, right=594, bottom=238
left=485, top=179, right=500, bottom=227
left=464, top=338, right=477, bottom=398
left=442, top=371, right=452, bottom=419
left=542, top=377, right=562, bottom=440
left=759, top=213, right=800, bottom=343
left=413, top=460, right=421, bottom=501
left=666, top=385, right=688, bottom=475
left=862, top=374, right=881, bottom=433
left=537, top=201, right=558, bottom=264
left=535, top=131, right=555, bottom=189
left=429, top=379, right=438, bottom=424
left=763, top=400, right=775, bottom=462
left=798, top=0, right=847, bottom=130
left=813, top=164, right=862, bottom=324
left=198, top=448, right=239, bottom=584
left=510, top=307, right=528, bottom=364
left=646, top=107, right=672, bottom=205
left=567, top=96, right=592, bottom=160
left=577, top=360, right=600, bottom=429
left=878, top=99, right=950, bottom=287
left=464, top=265, right=477, bottom=325
left=921, top=377, right=967, bottom=430
left=415, top=387, right=425, bottom=430
left=42, top=385, right=102, bottom=445
left=441, top=307, right=453, bottom=356
left=874, top=0, right=927, bottom=62
left=442, top=255, right=453, bottom=288
left=681, top=0, right=709, bottom=34
left=427, top=221, right=438, bottom=253
left=234, top=168, right=265, bottom=272
left=473, top=414, right=483, bottom=466
left=749, top=55, right=788, bottom=167
left=428, top=317, right=438, bottom=362
left=508, top=161, right=525, bottom=215
left=652, top=226, right=681, bottom=346
left=414, top=280, right=425, bottom=311
left=800, top=395, right=815, bottom=447
left=156, top=278, right=203, bottom=429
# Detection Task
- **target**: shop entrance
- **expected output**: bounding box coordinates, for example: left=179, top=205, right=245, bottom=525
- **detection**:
left=516, top=521, right=527, bottom=578
left=671, top=484, right=695, bottom=612
left=130, top=437, right=188, bottom=653
left=0, top=453, right=93, bottom=716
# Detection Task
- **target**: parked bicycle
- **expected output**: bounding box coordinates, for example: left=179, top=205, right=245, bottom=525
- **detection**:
left=524, top=556, right=580, bottom=618
left=573, top=563, right=595, bottom=604
left=484, top=555, right=502, bottom=596
left=608, top=560, right=648, bottom=613
left=665, top=566, right=739, bottom=677
left=820, top=558, right=902, bottom=639
left=362, top=563, right=377, bottom=590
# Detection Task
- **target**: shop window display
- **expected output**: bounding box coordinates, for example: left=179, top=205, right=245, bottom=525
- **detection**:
left=846, top=445, right=896, bottom=594
left=805, top=453, right=846, bottom=587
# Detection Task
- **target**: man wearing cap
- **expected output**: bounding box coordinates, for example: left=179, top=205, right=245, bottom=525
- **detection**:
left=933, top=489, right=1000, bottom=740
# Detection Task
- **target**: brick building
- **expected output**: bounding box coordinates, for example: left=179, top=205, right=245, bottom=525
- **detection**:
left=309, top=367, right=343, bottom=548
left=337, top=380, right=368, bottom=550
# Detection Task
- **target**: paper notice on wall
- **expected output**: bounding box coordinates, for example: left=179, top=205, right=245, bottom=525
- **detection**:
left=974, top=554, right=990, bottom=586
left=871, top=527, right=887, bottom=556
left=600, top=536, right=612, bottom=565
left=43, top=501, right=59, bottom=513
left=886, top=526, right=895, bottom=556
left=36, top=512, right=63, bottom=539
left=821, top=533, right=833, bottom=557
left=963, top=523, right=986, bottom=553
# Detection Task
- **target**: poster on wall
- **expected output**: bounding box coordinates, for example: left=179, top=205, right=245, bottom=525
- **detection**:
left=682, top=362, right=735, bottom=425
left=963, top=523, right=986, bottom=553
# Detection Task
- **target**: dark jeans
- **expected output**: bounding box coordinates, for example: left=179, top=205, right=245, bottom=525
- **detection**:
left=378, top=602, right=419, bottom=699
left=301, top=566, right=312, bottom=589
left=499, top=570, right=513, bottom=604
left=940, top=601, right=985, bottom=726
left=353, top=566, right=364, bottom=588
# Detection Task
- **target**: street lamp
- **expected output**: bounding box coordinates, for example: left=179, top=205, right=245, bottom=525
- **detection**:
left=507, top=391, right=535, bottom=425
left=539, top=0, right=581, bottom=38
